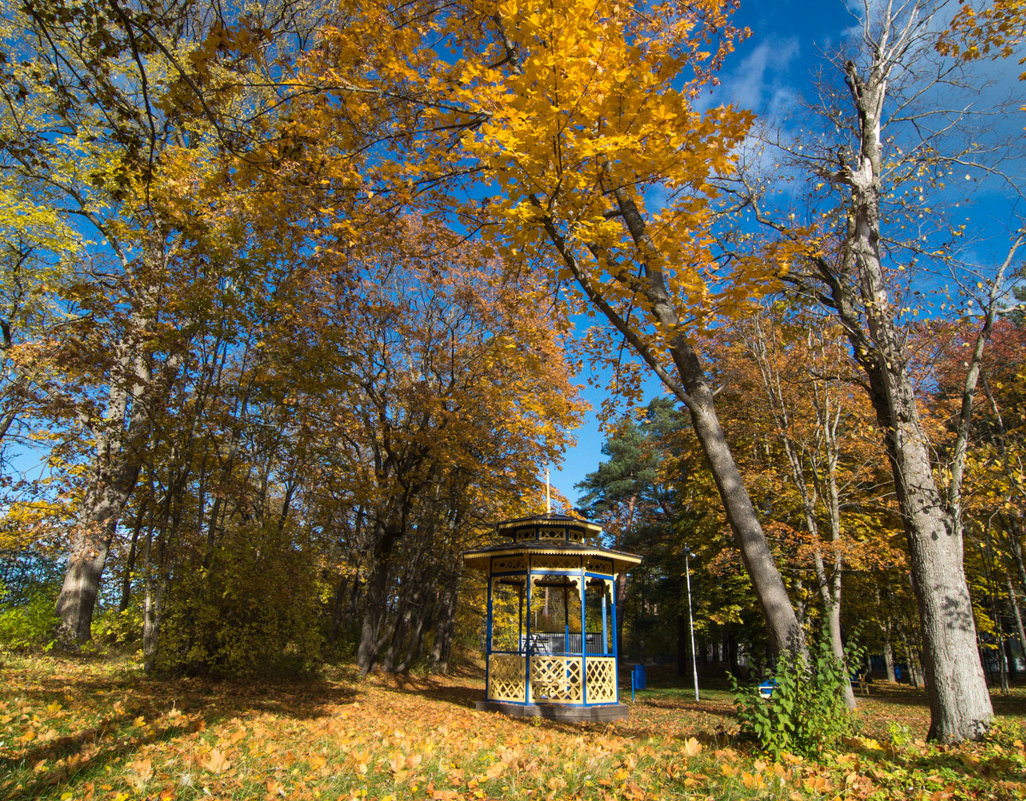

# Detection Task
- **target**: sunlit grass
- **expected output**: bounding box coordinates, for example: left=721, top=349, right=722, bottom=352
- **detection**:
left=1, top=654, right=1023, bottom=800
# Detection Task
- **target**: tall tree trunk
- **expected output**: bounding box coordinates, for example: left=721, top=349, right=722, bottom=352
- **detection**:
left=532, top=185, right=804, bottom=659
left=428, top=583, right=458, bottom=674
left=1007, top=575, right=1026, bottom=667
left=118, top=500, right=148, bottom=612
left=56, top=340, right=152, bottom=647
left=683, top=384, right=803, bottom=656
left=396, top=592, right=434, bottom=674
left=883, top=635, right=897, bottom=683
left=141, top=525, right=169, bottom=674
left=357, top=521, right=401, bottom=675
left=1007, top=520, right=1026, bottom=601
left=796, top=42, right=994, bottom=742
left=328, top=576, right=349, bottom=647
left=861, top=336, right=990, bottom=740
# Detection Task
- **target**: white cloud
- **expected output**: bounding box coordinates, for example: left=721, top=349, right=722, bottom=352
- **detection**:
left=702, top=37, right=800, bottom=122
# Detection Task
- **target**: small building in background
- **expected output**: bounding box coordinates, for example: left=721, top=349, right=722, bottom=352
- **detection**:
left=463, top=512, right=641, bottom=721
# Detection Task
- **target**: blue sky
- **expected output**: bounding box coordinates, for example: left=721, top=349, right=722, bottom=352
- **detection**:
left=547, top=0, right=857, bottom=506
left=546, top=0, right=1025, bottom=507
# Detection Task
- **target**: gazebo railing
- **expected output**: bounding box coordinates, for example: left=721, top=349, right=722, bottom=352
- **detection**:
left=485, top=652, right=618, bottom=705
left=515, top=632, right=607, bottom=655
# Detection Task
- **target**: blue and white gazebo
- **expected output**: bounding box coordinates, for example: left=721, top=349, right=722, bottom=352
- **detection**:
left=463, top=513, right=641, bottom=721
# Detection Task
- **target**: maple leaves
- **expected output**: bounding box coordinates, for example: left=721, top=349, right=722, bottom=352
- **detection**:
left=940, top=0, right=1026, bottom=77
left=5, top=654, right=1026, bottom=801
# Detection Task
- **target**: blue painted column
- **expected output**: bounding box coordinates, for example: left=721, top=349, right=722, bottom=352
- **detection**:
left=525, top=562, right=532, bottom=704
left=485, top=571, right=493, bottom=698
left=580, top=566, right=587, bottom=706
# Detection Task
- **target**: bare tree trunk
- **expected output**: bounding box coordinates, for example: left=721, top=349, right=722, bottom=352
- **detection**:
left=1007, top=521, right=1026, bottom=601
left=428, top=583, right=458, bottom=674
left=357, top=520, right=402, bottom=675
left=883, top=635, right=896, bottom=683
left=673, top=358, right=803, bottom=657
left=868, top=356, right=990, bottom=740
left=798, top=27, right=993, bottom=741
left=118, top=500, right=148, bottom=612
left=396, top=592, right=434, bottom=673
left=1007, top=575, right=1026, bottom=666
left=141, top=525, right=168, bottom=674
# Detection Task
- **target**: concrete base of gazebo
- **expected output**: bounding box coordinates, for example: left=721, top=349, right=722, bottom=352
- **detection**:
left=475, top=700, right=629, bottom=722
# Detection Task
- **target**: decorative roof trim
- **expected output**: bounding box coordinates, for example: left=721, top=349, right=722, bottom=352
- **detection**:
left=463, top=543, right=642, bottom=571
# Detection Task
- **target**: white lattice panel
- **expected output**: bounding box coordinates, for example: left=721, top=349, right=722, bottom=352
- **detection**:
left=529, top=657, right=583, bottom=703
left=586, top=557, right=614, bottom=574
left=585, top=657, right=618, bottom=703
left=488, top=654, right=526, bottom=702
left=538, top=528, right=566, bottom=541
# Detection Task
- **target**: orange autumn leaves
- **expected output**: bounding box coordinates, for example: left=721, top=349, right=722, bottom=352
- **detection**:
left=4, top=656, right=1026, bottom=801
left=299, top=0, right=773, bottom=341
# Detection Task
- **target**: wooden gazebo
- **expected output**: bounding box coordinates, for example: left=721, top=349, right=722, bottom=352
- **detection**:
left=463, top=512, right=641, bottom=721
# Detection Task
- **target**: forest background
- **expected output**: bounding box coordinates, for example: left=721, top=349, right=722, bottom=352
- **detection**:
left=0, top=0, right=1024, bottom=751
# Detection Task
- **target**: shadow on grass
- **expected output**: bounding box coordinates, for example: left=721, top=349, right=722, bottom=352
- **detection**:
left=991, top=690, right=1026, bottom=717
left=377, top=666, right=484, bottom=711
left=378, top=668, right=742, bottom=746
left=0, top=663, right=360, bottom=801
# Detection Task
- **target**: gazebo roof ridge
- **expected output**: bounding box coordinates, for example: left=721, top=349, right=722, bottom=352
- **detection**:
left=496, top=511, right=602, bottom=538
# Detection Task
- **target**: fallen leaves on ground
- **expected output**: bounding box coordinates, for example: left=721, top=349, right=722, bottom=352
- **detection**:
left=0, top=655, right=1023, bottom=801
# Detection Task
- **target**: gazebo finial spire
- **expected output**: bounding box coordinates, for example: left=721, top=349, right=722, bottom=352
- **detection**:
left=545, top=468, right=551, bottom=514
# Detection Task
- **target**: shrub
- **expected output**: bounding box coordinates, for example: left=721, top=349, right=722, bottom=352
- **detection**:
left=155, top=519, right=324, bottom=678
left=731, top=629, right=859, bottom=759
left=93, top=605, right=144, bottom=650
left=0, top=585, right=59, bottom=652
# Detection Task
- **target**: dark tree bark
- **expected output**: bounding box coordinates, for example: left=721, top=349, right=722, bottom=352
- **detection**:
left=356, top=518, right=403, bottom=675
left=118, top=501, right=148, bottom=612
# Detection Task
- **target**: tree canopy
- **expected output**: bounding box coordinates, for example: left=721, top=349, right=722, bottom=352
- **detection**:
left=0, top=0, right=1023, bottom=748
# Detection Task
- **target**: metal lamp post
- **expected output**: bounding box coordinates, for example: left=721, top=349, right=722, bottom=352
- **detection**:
left=684, top=546, right=699, bottom=701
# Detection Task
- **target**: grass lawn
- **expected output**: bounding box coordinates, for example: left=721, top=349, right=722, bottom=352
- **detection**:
left=1, top=655, right=1024, bottom=800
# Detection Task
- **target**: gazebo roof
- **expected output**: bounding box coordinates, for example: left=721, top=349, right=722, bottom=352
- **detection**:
left=462, top=538, right=642, bottom=572
left=496, top=512, right=602, bottom=538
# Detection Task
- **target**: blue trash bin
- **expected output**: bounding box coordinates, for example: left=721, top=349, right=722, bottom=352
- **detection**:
left=632, top=664, right=646, bottom=691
